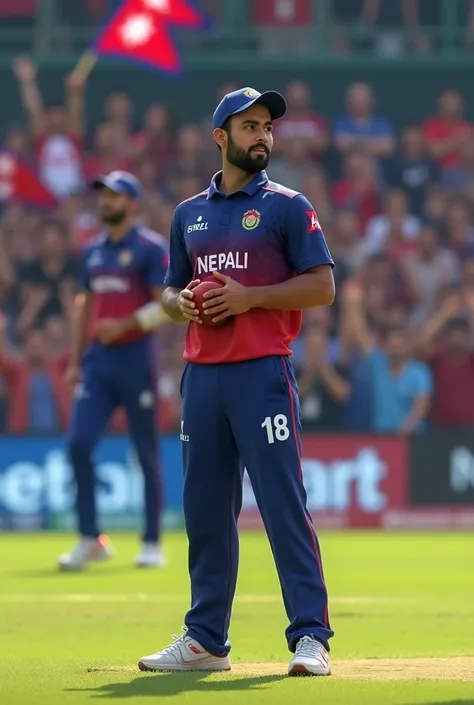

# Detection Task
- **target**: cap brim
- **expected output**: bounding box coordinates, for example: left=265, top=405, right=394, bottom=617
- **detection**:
left=90, top=176, right=134, bottom=197
left=231, top=90, right=287, bottom=122
left=91, top=177, right=111, bottom=191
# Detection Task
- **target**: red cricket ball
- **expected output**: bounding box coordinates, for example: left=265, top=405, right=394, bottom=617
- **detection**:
left=192, top=279, right=225, bottom=326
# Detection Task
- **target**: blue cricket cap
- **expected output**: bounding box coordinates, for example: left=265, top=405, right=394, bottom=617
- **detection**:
left=213, top=87, right=287, bottom=130
left=91, top=171, right=142, bottom=199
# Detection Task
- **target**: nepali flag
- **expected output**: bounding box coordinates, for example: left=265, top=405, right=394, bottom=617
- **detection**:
left=93, top=0, right=208, bottom=74
left=0, top=151, right=57, bottom=208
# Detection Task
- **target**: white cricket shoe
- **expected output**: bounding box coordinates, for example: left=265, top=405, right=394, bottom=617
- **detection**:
left=138, top=629, right=231, bottom=672
left=57, top=535, right=115, bottom=571
left=288, top=636, right=331, bottom=676
left=135, top=543, right=166, bottom=568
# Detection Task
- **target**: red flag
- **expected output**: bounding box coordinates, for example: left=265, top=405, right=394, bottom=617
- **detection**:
left=94, top=0, right=208, bottom=74
left=0, top=151, right=57, bottom=208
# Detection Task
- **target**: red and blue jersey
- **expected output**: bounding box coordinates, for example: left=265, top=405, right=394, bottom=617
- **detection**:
left=78, top=225, right=168, bottom=344
left=164, top=170, right=334, bottom=364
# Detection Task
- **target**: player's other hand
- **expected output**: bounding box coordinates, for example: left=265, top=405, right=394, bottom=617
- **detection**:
left=64, top=365, right=81, bottom=394
left=202, top=272, right=252, bottom=324
left=96, top=318, right=130, bottom=345
left=179, top=280, right=202, bottom=324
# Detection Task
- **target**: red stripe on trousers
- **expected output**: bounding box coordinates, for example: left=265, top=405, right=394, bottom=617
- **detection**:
left=281, top=356, right=329, bottom=628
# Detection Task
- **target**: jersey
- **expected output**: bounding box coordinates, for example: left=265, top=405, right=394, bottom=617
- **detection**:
left=164, top=170, right=334, bottom=363
left=78, top=225, right=168, bottom=344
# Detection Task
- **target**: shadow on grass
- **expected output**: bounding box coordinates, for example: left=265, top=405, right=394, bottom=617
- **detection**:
left=67, top=672, right=287, bottom=698
left=9, top=565, right=134, bottom=579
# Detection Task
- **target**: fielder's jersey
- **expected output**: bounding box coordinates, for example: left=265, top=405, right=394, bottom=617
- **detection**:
left=78, top=225, right=168, bottom=344
left=164, top=170, right=334, bottom=363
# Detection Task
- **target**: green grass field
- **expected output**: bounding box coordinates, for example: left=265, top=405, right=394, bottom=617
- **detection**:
left=1, top=531, right=474, bottom=705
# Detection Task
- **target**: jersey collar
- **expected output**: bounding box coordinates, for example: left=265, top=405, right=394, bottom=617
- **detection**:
left=104, top=225, right=137, bottom=247
left=207, top=170, right=269, bottom=199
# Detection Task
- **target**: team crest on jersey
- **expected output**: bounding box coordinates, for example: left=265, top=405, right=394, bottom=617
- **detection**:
left=244, top=88, right=260, bottom=99
left=242, top=209, right=261, bottom=230
left=119, top=249, right=133, bottom=265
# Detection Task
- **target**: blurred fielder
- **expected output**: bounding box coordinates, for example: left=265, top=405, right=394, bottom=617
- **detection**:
left=59, top=171, right=168, bottom=571
left=139, top=88, right=335, bottom=676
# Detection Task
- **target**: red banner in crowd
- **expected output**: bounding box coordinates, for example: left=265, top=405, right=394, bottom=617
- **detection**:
left=0, top=151, right=57, bottom=208
left=94, top=0, right=208, bottom=74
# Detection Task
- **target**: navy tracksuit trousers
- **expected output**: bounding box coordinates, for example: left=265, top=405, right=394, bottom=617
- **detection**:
left=180, top=355, right=333, bottom=655
left=68, top=339, right=162, bottom=543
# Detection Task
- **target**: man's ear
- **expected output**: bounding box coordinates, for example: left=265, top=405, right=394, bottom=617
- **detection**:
left=213, top=127, right=227, bottom=151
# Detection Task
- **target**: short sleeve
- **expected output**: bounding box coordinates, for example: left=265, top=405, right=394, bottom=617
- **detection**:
left=413, top=363, right=433, bottom=396
left=283, top=194, right=334, bottom=274
left=76, top=250, right=91, bottom=292
left=164, top=208, right=193, bottom=288
left=145, top=243, right=168, bottom=289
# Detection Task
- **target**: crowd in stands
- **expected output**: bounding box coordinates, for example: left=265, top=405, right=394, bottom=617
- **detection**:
left=1, top=51, right=474, bottom=435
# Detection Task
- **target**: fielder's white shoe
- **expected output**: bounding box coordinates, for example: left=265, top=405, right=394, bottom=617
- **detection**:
left=135, top=543, right=166, bottom=568
left=57, top=535, right=115, bottom=571
left=288, top=636, right=331, bottom=676
left=138, top=629, right=231, bottom=672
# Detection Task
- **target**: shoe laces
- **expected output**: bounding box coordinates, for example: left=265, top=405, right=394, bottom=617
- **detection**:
left=295, top=636, right=326, bottom=660
left=161, top=627, right=190, bottom=656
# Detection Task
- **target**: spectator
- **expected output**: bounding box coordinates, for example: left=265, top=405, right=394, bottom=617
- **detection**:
left=172, top=124, right=212, bottom=182
left=333, top=82, right=395, bottom=160
left=332, top=149, right=381, bottom=230
left=364, top=188, right=421, bottom=259
left=3, top=125, right=31, bottom=161
left=386, top=124, right=439, bottom=216
left=295, top=324, right=351, bottom=431
left=414, top=293, right=474, bottom=428
left=423, top=90, right=472, bottom=174
left=17, top=219, right=77, bottom=336
left=273, top=80, right=330, bottom=162
left=330, top=209, right=367, bottom=273
left=12, top=56, right=85, bottom=200
left=132, top=103, right=175, bottom=180
left=267, top=136, right=316, bottom=192
left=441, top=135, right=474, bottom=199
left=58, top=191, right=99, bottom=252
left=344, top=280, right=432, bottom=434
left=103, top=91, right=135, bottom=136
left=423, top=183, right=449, bottom=227
left=445, top=196, right=474, bottom=258
left=402, top=223, right=460, bottom=321
left=0, top=319, right=69, bottom=434
left=83, top=122, right=134, bottom=181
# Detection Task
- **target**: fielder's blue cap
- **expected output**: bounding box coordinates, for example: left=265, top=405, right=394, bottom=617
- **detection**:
left=91, top=170, right=142, bottom=199
left=213, top=87, right=287, bottom=130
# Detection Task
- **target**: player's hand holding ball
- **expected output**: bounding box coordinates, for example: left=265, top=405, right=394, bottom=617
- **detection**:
left=201, top=271, right=252, bottom=325
left=178, top=279, right=203, bottom=324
